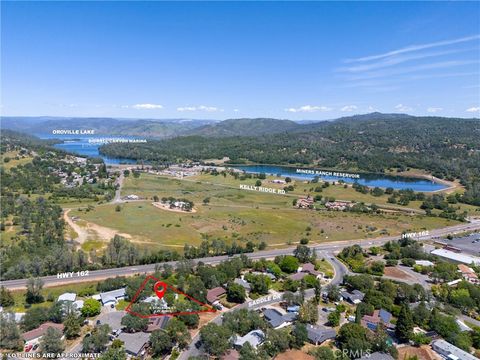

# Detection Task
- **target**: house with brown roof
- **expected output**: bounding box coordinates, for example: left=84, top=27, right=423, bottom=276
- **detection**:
left=296, top=196, right=314, bottom=209
left=289, top=263, right=322, bottom=281
left=22, top=322, right=64, bottom=346
left=361, top=309, right=395, bottom=331
left=207, top=287, right=226, bottom=304
left=458, top=264, right=479, bottom=284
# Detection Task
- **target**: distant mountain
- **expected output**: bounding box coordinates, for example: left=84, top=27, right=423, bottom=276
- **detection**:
left=186, top=118, right=301, bottom=137
left=0, top=117, right=217, bottom=139
left=2, top=113, right=476, bottom=139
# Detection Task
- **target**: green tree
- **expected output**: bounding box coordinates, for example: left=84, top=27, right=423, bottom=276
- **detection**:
left=40, top=326, right=65, bottom=354
left=337, top=323, right=371, bottom=356
left=200, top=323, right=232, bottom=357
left=121, top=312, right=149, bottom=332
left=81, top=298, right=101, bottom=317
left=227, top=283, right=246, bottom=303
left=396, top=302, right=414, bottom=342
left=0, top=314, right=22, bottom=350
left=328, top=311, right=341, bottom=327
left=82, top=324, right=111, bottom=352
left=0, top=287, right=14, bottom=307
left=63, top=314, right=82, bottom=339
left=279, top=255, right=299, bottom=273
left=150, top=329, right=173, bottom=356
left=98, top=346, right=127, bottom=360
left=326, top=284, right=340, bottom=302
left=165, top=318, right=191, bottom=349
left=239, top=342, right=258, bottom=360
left=26, top=277, right=44, bottom=304
left=22, top=307, right=49, bottom=331
left=263, top=328, right=292, bottom=357
left=298, top=299, right=318, bottom=324
left=291, top=323, right=308, bottom=348
left=314, top=280, right=322, bottom=304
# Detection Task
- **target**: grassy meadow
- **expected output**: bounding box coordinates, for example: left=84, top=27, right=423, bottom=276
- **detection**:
left=68, top=173, right=460, bottom=250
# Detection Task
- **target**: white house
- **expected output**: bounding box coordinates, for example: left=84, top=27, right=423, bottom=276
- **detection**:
left=57, top=292, right=76, bottom=302
left=99, top=288, right=126, bottom=306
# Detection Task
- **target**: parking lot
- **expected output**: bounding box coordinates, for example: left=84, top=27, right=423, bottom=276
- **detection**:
left=437, top=232, right=480, bottom=255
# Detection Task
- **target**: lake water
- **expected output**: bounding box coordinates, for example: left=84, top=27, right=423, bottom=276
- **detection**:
left=233, top=165, right=447, bottom=192
left=38, top=134, right=448, bottom=191
left=37, top=134, right=139, bottom=164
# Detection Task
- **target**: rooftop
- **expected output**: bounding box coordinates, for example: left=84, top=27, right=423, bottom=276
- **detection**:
left=233, top=278, right=251, bottom=291
left=22, top=322, right=64, bottom=342
left=58, top=292, right=76, bottom=302
left=432, top=339, right=478, bottom=360
left=358, top=352, right=394, bottom=360
left=305, top=324, right=336, bottom=344
left=431, top=249, right=480, bottom=265
left=207, top=287, right=226, bottom=303
left=263, top=308, right=297, bottom=328
left=233, top=329, right=265, bottom=348
left=99, top=288, right=126, bottom=304
left=117, top=332, right=150, bottom=356
left=97, top=311, right=125, bottom=331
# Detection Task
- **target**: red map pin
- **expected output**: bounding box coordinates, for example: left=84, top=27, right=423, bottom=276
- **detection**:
left=154, top=281, right=167, bottom=300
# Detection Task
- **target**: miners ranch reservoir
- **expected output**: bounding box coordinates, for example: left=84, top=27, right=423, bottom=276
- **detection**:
left=233, top=165, right=447, bottom=192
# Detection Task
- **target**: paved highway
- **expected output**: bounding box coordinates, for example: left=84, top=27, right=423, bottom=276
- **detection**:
left=1, top=219, right=479, bottom=290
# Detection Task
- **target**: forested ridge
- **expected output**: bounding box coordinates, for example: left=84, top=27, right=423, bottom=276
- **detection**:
left=100, top=116, right=480, bottom=205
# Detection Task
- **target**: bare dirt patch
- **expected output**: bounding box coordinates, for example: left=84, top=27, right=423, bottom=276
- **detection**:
left=384, top=266, right=416, bottom=281
left=398, top=345, right=441, bottom=360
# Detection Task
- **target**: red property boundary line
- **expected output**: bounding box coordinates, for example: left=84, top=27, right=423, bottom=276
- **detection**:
left=125, top=275, right=216, bottom=318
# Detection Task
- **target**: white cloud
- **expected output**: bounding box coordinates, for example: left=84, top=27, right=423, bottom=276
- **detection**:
left=466, top=107, right=480, bottom=112
left=345, top=34, right=480, bottom=63
left=233, top=109, right=240, bottom=112
left=394, top=104, right=412, bottom=112
left=284, top=105, right=332, bottom=113
left=177, top=105, right=223, bottom=112
left=340, top=105, right=358, bottom=112
left=346, top=60, right=478, bottom=82
left=340, top=48, right=473, bottom=73
left=130, top=103, right=163, bottom=110
left=427, top=107, right=443, bottom=113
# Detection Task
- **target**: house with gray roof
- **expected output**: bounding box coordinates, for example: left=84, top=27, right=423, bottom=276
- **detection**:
left=118, top=332, right=150, bottom=357
left=99, top=288, right=126, bottom=306
left=96, top=311, right=125, bottom=332
left=358, top=352, right=394, bottom=360
left=233, top=329, right=265, bottom=349
left=262, top=308, right=297, bottom=329
left=432, top=339, right=478, bottom=360
left=233, top=278, right=251, bottom=291
left=57, top=292, right=77, bottom=302
left=305, top=324, right=336, bottom=345
left=340, top=289, right=365, bottom=304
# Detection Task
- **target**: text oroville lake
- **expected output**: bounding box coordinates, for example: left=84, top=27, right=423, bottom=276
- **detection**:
left=239, top=184, right=286, bottom=194
left=296, top=168, right=360, bottom=179
left=52, top=129, right=95, bottom=135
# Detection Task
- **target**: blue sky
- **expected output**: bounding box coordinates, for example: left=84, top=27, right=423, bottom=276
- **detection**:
left=1, top=1, right=479, bottom=120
